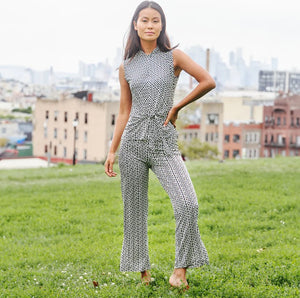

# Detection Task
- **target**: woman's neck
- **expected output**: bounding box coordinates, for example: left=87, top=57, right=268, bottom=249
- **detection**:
left=140, top=40, right=158, bottom=55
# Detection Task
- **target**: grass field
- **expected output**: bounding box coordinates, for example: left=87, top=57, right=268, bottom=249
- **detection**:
left=0, top=157, right=299, bottom=297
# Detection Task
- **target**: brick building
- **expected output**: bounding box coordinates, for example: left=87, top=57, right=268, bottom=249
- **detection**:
left=262, top=94, right=300, bottom=157
left=223, top=123, right=242, bottom=159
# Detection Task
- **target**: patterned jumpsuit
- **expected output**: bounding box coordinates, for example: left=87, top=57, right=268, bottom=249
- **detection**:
left=119, top=47, right=209, bottom=272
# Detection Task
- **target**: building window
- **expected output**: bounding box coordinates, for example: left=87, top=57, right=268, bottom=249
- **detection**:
left=54, top=128, right=57, bottom=139
left=291, top=117, right=294, bottom=126
left=254, top=133, right=257, bottom=142
left=76, top=112, right=79, bottom=121
left=210, top=132, right=214, bottom=141
left=64, top=112, right=68, bottom=122
left=64, top=129, right=67, bottom=140
left=84, top=149, right=87, bottom=160
left=233, top=134, right=240, bottom=143
left=111, top=114, right=115, bottom=125
left=45, top=145, right=48, bottom=153
left=45, top=110, right=49, bottom=119
left=233, top=150, right=240, bottom=158
left=271, top=134, right=274, bottom=143
left=54, top=111, right=58, bottom=121
left=224, top=150, right=229, bottom=159
left=265, top=134, right=268, bottom=143
left=297, top=117, right=300, bottom=126
left=84, top=113, right=88, bottom=124
left=84, top=131, right=88, bottom=142
left=205, top=133, right=208, bottom=142
left=206, top=113, right=219, bottom=125
left=224, top=135, right=230, bottom=143
left=54, top=145, right=57, bottom=156
left=44, top=127, right=48, bottom=138
left=63, top=147, right=67, bottom=158
left=277, top=117, right=281, bottom=125
left=283, top=117, right=286, bottom=125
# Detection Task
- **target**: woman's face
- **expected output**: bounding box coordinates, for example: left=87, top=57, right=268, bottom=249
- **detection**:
left=134, top=8, right=162, bottom=42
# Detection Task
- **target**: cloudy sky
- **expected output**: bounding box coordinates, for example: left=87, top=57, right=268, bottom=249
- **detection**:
left=0, top=0, right=299, bottom=72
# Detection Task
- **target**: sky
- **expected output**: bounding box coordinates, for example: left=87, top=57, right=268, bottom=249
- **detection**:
left=0, top=0, right=299, bottom=73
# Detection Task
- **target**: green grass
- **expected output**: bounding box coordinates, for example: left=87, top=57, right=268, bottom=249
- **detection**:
left=0, top=157, right=299, bottom=297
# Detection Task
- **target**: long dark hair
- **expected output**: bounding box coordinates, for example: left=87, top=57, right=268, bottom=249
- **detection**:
left=124, top=1, right=177, bottom=60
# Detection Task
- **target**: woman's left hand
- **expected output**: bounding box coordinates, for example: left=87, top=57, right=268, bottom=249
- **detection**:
left=164, top=107, right=179, bottom=128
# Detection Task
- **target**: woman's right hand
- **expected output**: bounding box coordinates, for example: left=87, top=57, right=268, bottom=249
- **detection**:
left=105, top=153, right=117, bottom=177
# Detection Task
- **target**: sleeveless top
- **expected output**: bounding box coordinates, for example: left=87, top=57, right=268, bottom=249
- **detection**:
left=122, top=47, right=179, bottom=153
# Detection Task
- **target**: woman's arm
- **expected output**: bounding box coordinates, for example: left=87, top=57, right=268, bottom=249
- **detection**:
left=164, top=49, right=216, bottom=127
left=105, top=64, right=132, bottom=177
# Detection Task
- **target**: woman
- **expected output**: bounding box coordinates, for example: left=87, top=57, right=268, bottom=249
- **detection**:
left=105, top=0, right=215, bottom=289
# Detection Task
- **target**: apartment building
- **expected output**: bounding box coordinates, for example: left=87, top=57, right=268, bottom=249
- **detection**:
left=242, top=123, right=263, bottom=159
left=223, top=122, right=262, bottom=159
left=259, top=70, right=300, bottom=94
left=179, top=124, right=201, bottom=142
left=223, top=123, right=242, bottom=159
left=33, top=95, right=119, bottom=163
left=262, top=94, right=300, bottom=157
left=200, top=101, right=224, bottom=158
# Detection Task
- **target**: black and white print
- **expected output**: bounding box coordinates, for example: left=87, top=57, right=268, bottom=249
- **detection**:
left=119, top=47, right=209, bottom=272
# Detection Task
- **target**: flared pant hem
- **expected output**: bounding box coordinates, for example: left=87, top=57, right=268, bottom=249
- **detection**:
left=120, top=266, right=151, bottom=273
left=174, top=260, right=209, bottom=269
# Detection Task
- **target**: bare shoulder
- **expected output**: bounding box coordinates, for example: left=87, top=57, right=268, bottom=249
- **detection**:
left=119, top=63, right=125, bottom=73
left=119, top=63, right=125, bottom=74
left=118, top=63, right=126, bottom=81
left=172, top=49, right=192, bottom=66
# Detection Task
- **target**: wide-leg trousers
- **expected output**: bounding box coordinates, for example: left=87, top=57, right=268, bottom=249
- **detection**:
left=119, top=139, right=209, bottom=272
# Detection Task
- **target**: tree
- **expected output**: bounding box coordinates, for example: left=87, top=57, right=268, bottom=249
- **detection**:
left=179, top=138, right=219, bottom=160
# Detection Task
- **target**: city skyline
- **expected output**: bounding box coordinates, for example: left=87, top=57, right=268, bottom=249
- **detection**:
left=1, top=0, right=299, bottom=73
